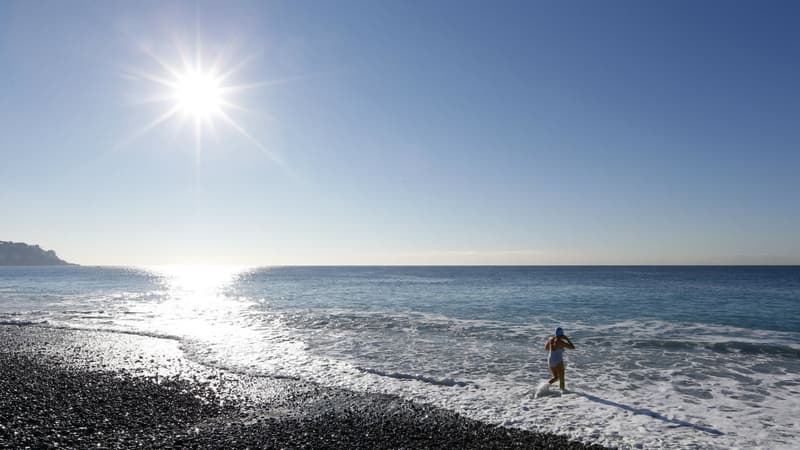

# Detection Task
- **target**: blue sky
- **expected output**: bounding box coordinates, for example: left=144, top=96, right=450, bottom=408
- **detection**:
left=1, top=0, right=798, bottom=265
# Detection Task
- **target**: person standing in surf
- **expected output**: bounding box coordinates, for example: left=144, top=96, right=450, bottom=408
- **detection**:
left=545, top=327, right=575, bottom=391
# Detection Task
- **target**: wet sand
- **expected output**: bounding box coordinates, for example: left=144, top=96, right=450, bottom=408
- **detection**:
left=0, top=325, right=607, bottom=449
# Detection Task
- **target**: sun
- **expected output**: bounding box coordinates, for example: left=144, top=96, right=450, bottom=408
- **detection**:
left=123, top=47, right=240, bottom=139
left=174, top=70, right=223, bottom=118
left=120, top=36, right=293, bottom=172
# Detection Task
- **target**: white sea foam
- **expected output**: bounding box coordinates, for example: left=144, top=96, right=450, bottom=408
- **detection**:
left=8, top=305, right=800, bottom=449
left=204, top=311, right=800, bottom=449
left=534, top=381, right=552, bottom=399
left=3, top=266, right=799, bottom=449
left=8, top=301, right=800, bottom=449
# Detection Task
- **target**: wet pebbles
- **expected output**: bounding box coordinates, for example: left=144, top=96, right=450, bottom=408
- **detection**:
left=1, top=326, right=607, bottom=449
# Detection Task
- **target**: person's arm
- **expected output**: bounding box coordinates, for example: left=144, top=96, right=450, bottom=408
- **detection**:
left=562, top=336, right=575, bottom=349
left=545, top=337, right=553, bottom=350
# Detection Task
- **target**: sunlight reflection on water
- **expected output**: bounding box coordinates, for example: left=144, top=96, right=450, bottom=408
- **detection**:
left=145, top=265, right=252, bottom=340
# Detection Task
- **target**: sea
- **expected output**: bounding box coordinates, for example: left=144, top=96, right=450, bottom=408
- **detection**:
left=1, top=265, right=798, bottom=449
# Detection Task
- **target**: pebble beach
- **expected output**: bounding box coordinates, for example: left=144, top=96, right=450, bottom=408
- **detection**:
left=1, top=325, right=607, bottom=449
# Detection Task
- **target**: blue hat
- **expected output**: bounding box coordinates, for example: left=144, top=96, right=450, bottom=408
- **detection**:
left=556, top=327, right=564, bottom=337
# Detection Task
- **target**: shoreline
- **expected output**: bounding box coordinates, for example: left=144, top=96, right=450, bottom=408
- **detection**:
left=1, top=325, right=608, bottom=449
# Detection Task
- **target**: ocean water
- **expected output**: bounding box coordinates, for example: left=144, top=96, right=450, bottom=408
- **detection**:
left=1, top=265, right=799, bottom=449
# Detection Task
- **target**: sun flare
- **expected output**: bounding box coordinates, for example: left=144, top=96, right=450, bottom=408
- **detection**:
left=124, top=46, right=242, bottom=141
left=121, top=36, right=292, bottom=171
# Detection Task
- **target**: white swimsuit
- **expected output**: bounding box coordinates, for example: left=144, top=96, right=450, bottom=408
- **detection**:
left=548, top=346, right=564, bottom=367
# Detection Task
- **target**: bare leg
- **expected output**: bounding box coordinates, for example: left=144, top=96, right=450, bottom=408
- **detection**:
left=558, top=364, right=566, bottom=390
left=548, top=366, right=558, bottom=384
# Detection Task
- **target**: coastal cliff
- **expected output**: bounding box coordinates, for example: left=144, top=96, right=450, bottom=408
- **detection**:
left=0, top=241, right=72, bottom=266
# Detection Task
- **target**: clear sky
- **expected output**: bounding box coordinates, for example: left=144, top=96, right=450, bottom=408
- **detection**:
left=1, top=0, right=798, bottom=266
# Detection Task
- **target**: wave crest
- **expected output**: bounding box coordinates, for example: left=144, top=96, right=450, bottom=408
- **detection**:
left=356, top=366, right=472, bottom=387
left=633, top=339, right=800, bottom=358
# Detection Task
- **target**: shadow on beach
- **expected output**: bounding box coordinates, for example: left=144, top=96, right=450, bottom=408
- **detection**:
left=573, top=391, right=723, bottom=436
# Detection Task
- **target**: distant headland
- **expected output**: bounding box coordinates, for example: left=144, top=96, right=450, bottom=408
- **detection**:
left=0, top=241, right=73, bottom=266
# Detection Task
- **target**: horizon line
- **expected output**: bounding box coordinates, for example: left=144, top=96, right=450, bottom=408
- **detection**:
left=18, top=263, right=800, bottom=268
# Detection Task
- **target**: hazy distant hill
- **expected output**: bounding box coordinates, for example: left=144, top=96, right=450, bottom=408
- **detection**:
left=0, top=241, right=72, bottom=266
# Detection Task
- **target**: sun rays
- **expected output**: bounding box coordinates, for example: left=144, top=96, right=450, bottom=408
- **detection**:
left=119, top=36, right=289, bottom=169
